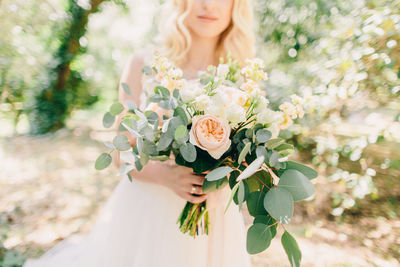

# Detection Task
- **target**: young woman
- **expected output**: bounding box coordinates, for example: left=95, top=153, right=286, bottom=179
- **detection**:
left=24, top=0, right=255, bottom=266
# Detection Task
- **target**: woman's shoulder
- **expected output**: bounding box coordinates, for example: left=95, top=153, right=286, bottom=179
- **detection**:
left=127, top=45, right=156, bottom=69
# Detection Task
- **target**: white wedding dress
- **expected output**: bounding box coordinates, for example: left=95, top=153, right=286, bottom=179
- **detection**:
left=23, top=47, right=252, bottom=267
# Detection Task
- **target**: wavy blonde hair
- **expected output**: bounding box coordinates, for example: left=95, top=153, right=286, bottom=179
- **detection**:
left=153, top=0, right=255, bottom=67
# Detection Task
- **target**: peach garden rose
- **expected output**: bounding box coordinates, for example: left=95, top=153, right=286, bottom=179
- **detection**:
left=189, top=114, right=231, bottom=160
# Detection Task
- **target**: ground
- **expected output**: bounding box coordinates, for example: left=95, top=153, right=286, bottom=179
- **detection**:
left=1, top=112, right=399, bottom=267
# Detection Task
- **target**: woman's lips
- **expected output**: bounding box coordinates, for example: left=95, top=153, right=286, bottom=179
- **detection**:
left=197, top=15, right=218, bottom=23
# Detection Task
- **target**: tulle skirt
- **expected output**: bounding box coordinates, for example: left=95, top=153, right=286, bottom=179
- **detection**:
left=24, top=176, right=252, bottom=267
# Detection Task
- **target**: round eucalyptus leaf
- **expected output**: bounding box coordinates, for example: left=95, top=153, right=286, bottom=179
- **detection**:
left=95, top=153, right=112, bottom=170
left=253, top=214, right=277, bottom=238
left=278, top=169, right=315, bottom=201
left=103, top=112, right=115, bottom=128
left=286, top=161, right=318, bottom=179
left=206, top=166, right=234, bottom=181
left=174, top=125, right=188, bottom=140
left=157, top=134, right=173, bottom=151
left=246, top=223, right=272, bottom=254
left=109, top=102, right=124, bottom=116
left=121, top=82, right=132, bottom=96
left=179, top=142, right=197, bottom=162
left=113, top=134, right=131, bottom=151
left=256, top=129, right=272, bottom=143
left=247, top=190, right=268, bottom=217
left=263, top=187, right=294, bottom=224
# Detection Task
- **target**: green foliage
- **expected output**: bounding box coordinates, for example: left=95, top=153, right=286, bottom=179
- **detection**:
left=0, top=237, right=25, bottom=267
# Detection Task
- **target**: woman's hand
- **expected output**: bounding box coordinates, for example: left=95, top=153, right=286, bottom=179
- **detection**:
left=160, top=160, right=208, bottom=204
left=129, top=159, right=208, bottom=204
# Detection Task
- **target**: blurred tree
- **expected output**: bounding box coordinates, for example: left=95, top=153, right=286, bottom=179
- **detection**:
left=28, top=0, right=127, bottom=134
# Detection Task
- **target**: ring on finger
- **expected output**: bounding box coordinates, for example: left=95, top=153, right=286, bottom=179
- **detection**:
left=190, top=185, right=201, bottom=195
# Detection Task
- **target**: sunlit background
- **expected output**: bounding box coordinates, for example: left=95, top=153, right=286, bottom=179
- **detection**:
left=0, top=0, right=399, bottom=266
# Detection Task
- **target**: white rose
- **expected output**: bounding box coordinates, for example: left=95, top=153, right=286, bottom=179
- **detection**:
left=232, top=90, right=249, bottom=106
left=217, top=64, right=229, bottom=78
left=226, top=103, right=247, bottom=124
left=179, top=81, right=202, bottom=103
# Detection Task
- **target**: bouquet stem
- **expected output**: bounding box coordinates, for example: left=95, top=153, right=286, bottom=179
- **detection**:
left=177, top=201, right=209, bottom=237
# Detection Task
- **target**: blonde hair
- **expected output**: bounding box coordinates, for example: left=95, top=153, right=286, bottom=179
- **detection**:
left=153, top=0, right=255, bottom=67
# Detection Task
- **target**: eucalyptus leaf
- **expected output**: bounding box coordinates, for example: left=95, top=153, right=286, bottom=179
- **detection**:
left=238, top=181, right=245, bottom=209
left=203, top=178, right=229, bottom=193
left=264, top=187, right=294, bottom=224
left=281, top=231, right=302, bottom=267
left=206, top=166, right=234, bottom=181
left=179, top=142, right=197, bottom=162
left=121, top=122, right=141, bottom=138
left=256, top=129, right=272, bottom=143
left=110, top=102, right=124, bottom=116
left=278, top=169, right=315, bottom=201
left=150, top=155, right=170, bottom=161
left=125, top=100, right=137, bottom=110
left=103, top=112, right=115, bottom=128
left=118, top=162, right=134, bottom=176
left=225, top=181, right=240, bottom=213
left=142, top=65, right=152, bottom=75
left=157, top=134, right=173, bottom=151
left=174, top=125, right=188, bottom=140
left=286, top=161, right=318, bottom=179
left=236, top=155, right=265, bottom=181
left=246, top=223, right=272, bottom=254
left=113, top=134, right=131, bottom=151
left=247, top=190, right=268, bottom=217
left=238, top=142, right=252, bottom=164
left=95, top=153, right=112, bottom=170
left=265, top=138, right=285, bottom=150
left=121, top=82, right=132, bottom=95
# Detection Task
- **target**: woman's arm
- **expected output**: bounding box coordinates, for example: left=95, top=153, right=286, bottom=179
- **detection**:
left=114, top=50, right=207, bottom=204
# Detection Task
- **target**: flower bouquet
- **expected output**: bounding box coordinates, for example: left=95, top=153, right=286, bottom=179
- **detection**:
left=95, top=51, right=317, bottom=266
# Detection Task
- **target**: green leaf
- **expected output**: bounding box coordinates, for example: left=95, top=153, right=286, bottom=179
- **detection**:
left=236, top=155, right=265, bottom=181
left=225, top=181, right=240, bottom=213
left=269, top=151, right=280, bottom=167
left=142, top=65, right=152, bottom=75
left=281, top=231, right=302, bottom=267
left=179, top=142, right=197, bottom=162
left=238, top=180, right=245, bottom=209
left=202, top=178, right=228, bottom=193
left=157, top=134, right=173, bottom=151
left=206, top=166, right=234, bottom=181
left=278, top=169, right=315, bottom=201
left=264, top=187, right=294, bottom=224
left=121, top=122, right=141, bottom=138
left=246, top=223, right=272, bottom=254
left=174, top=106, right=188, bottom=125
left=154, top=86, right=170, bottom=98
left=253, top=214, right=277, bottom=238
left=246, top=191, right=267, bottom=217
left=256, top=129, right=272, bottom=143
left=113, top=134, right=131, bottom=151
left=109, top=102, right=124, bottom=116
left=95, top=153, right=112, bottom=170
left=286, top=161, right=318, bottom=179
left=174, top=125, right=188, bottom=140
left=144, top=110, right=159, bottom=125
left=265, top=138, right=285, bottom=150
left=103, top=112, right=115, bottom=128
left=121, top=82, right=132, bottom=95
left=238, top=142, right=251, bottom=164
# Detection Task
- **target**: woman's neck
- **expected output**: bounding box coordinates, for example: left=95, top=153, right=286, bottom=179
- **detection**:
left=181, top=33, right=220, bottom=79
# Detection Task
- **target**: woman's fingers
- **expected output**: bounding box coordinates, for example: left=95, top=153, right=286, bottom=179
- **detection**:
left=188, top=174, right=205, bottom=186
left=185, top=192, right=207, bottom=204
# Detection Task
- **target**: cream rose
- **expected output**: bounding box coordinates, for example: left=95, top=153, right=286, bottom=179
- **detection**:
left=189, top=115, right=231, bottom=159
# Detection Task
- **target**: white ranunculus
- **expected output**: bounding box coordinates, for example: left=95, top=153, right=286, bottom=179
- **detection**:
left=217, top=64, right=229, bottom=78
left=232, top=89, right=249, bottom=106
left=226, top=104, right=247, bottom=124
left=193, top=94, right=211, bottom=111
